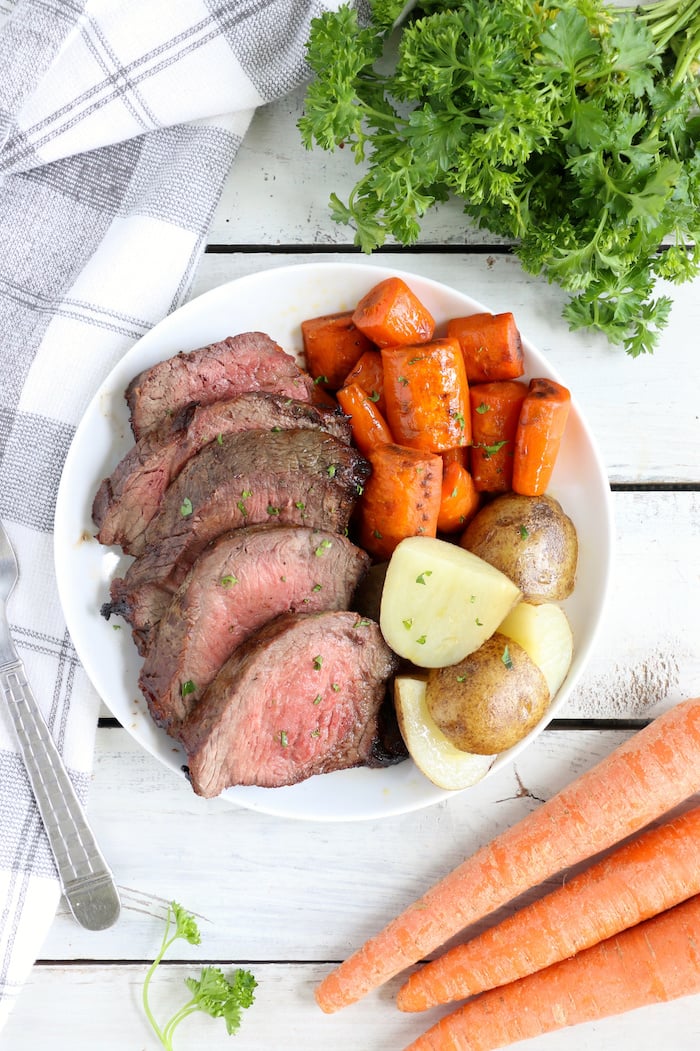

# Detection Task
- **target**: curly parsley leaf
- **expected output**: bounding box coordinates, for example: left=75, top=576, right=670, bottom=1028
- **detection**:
left=142, top=902, right=257, bottom=1049
left=300, top=0, right=700, bottom=355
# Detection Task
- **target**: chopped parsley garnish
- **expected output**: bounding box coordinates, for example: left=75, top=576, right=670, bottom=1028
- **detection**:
left=180, top=497, right=193, bottom=517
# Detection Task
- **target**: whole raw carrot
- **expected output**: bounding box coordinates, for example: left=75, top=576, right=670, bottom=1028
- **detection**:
left=382, top=338, right=471, bottom=453
left=353, top=276, right=435, bottom=347
left=469, top=380, right=527, bottom=492
left=343, top=349, right=386, bottom=414
left=301, top=310, right=374, bottom=389
left=437, top=461, right=480, bottom=533
left=355, top=443, right=442, bottom=561
left=447, top=312, right=524, bottom=382
left=314, top=698, right=700, bottom=1013
left=403, top=893, right=700, bottom=1051
left=399, top=804, right=700, bottom=1012
left=336, top=383, right=393, bottom=456
left=512, top=377, right=571, bottom=496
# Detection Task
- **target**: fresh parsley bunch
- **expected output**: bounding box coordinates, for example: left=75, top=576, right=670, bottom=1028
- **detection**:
left=299, top=0, right=700, bottom=355
left=142, top=902, right=257, bottom=1049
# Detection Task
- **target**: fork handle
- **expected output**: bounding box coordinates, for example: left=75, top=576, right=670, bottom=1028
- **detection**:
left=1, top=657, right=120, bottom=931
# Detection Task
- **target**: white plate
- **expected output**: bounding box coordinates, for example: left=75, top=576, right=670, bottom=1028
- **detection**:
left=54, top=262, right=613, bottom=822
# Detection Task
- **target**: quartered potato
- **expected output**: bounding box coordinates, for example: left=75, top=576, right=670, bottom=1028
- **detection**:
left=393, top=675, right=495, bottom=790
left=460, top=492, right=578, bottom=603
left=498, top=601, right=573, bottom=699
left=425, top=632, right=550, bottom=755
left=379, top=536, right=522, bottom=668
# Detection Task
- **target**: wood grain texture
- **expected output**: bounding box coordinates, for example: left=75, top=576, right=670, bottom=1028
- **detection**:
left=4, top=961, right=700, bottom=1051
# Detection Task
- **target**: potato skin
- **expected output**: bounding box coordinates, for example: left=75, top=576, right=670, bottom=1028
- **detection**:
left=425, top=632, right=550, bottom=754
left=459, top=492, right=577, bottom=603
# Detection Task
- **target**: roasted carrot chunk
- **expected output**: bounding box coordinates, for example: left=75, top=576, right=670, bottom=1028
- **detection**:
left=437, top=461, right=481, bottom=533
left=352, top=277, right=435, bottom=348
left=441, top=445, right=470, bottom=470
left=355, top=443, right=442, bottom=561
left=301, top=310, right=374, bottom=389
left=343, top=350, right=386, bottom=415
left=381, top=338, right=471, bottom=453
left=469, top=380, right=528, bottom=492
left=447, top=311, right=525, bottom=382
left=512, top=377, right=571, bottom=496
left=336, top=383, right=393, bottom=457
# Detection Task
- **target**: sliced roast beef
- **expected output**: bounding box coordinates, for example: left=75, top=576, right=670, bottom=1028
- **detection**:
left=139, top=525, right=369, bottom=735
left=92, top=392, right=352, bottom=556
left=180, top=610, right=398, bottom=797
left=126, top=332, right=313, bottom=440
left=103, top=428, right=370, bottom=652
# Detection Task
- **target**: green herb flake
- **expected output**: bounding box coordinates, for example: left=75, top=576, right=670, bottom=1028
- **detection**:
left=454, top=411, right=466, bottom=431
left=456, top=674, right=466, bottom=683
left=415, top=570, right=433, bottom=585
left=475, top=617, right=483, bottom=626
left=416, top=634, right=427, bottom=645
left=313, top=654, right=323, bottom=670
left=315, top=538, right=333, bottom=556
left=519, top=525, right=530, bottom=539
left=373, top=528, right=383, bottom=539
left=279, top=730, right=289, bottom=748
left=216, top=432, right=224, bottom=445
left=310, top=728, right=321, bottom=738
left=267, top=505, right=280, bottom=516
left=502, top=645, right=514, bottom=670
left=327, top=463, right=337, bottom=478
left=402, top=618, right=413, bottom=630
left=181, top=680, right=196, bottom=697
left=369, top=390, right=380, bottom=402
left=331, top=683, right=340, bottom=692
left=220, top=574, right=239, bottom=588
left=354, top=618, right=371, bottom=628
left=398, top=375, right=409, bottom=386
left=313, top=694, right=323, bottom=705
left=295, top=500, right=306, bottom=511
left=312, top=583, right=323, bottom=592
left=314, top=375, right=328, bottom=385
left=180, top=497, right=193, bottom=517
left=476, top=403, right=490, bottom=414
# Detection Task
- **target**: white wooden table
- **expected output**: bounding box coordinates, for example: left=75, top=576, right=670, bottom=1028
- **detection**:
left=4, top=85, right=700, bottom=1050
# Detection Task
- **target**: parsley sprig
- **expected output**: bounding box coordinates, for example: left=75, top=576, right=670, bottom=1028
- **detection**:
left=300, top=0, right=700, bottom=355
left=142, top=902, right=257, bottom=1049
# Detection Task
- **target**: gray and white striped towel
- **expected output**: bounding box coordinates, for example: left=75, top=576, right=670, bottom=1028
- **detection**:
left=0, top=0, right=363, bottom=1027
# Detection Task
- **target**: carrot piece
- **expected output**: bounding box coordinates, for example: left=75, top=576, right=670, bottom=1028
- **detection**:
left=398, top=804, right=700, bottom=1012
left=447, top=312, right=524, bottom=382
left=512, top=377, right=571, bottom=496
left=355, top=443, right=442, bottom=561
left=314, top=697, right=700, bottom=1013
left=469, top=380, right=527, bottom=492
left=437, top=461, right=480, bottom=533
left=382, top=339, right=471, bottom=453
left=352, top=277, right=435, bottom=348
left=301, top=310, right=374, bottom=390
left=403, top=894, right=700, bottom=1051
left=441, top=446, right=470, bottom=470
left=336, top=384, right=393, bottom=457
left=343, top=350, right=386, bottom=415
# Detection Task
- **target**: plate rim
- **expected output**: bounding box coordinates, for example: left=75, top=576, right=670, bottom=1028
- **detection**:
left=54, top=260, right=614, bottom=822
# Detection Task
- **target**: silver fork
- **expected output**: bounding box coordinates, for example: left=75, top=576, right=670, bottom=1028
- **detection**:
left=0, top=520, right=120, bottom=931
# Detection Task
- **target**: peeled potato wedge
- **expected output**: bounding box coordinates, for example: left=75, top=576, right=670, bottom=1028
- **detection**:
left=394, top=675, right=495, bottom=791
left=380, top=536, right=522, bottom=667
left=498, top=601, right=573, bottom=699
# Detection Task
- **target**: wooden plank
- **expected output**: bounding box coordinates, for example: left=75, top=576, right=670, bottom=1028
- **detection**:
left=4, top=961, right=700, bottom=1050
left=187, top=252, right=700, bottom=484
left=39, top=727, right=698, bottom=964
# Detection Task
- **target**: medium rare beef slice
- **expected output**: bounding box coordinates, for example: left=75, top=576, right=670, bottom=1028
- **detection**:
left=180, top=611, right=398, bottom=797
left=126, top=331, right=314, bottom=440
left=92, top=391, right=352, bottom=556
left=101, top=428, right=370, bottom=651
left=139, top=525, right=370, bottom=735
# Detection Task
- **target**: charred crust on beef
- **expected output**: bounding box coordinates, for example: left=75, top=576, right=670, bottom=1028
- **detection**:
left=180, top=610, right=399, bottom=798
left=92, top=392, right=353, bottom=555
left=126, top=332, right=314, bottom=440
left=138, top=525, right=370, bottom=736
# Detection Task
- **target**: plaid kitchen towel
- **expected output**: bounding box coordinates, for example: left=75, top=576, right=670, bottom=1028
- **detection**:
left=0, top=0, right=366, bottom=1028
